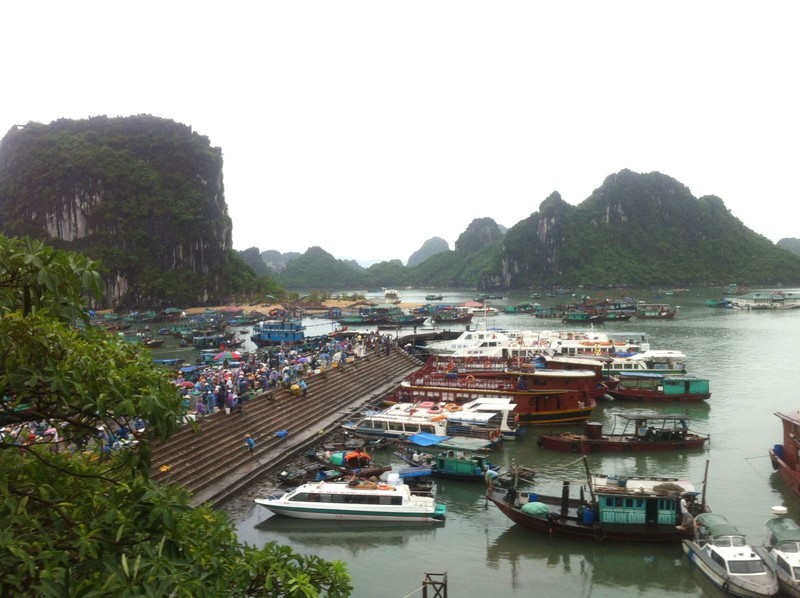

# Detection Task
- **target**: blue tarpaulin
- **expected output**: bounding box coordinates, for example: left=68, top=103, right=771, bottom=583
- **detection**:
left=407, top=432, right=452, bottom=447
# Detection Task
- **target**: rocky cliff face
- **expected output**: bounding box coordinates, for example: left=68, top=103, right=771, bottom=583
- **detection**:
left=0, top=115, right=232, bottom=307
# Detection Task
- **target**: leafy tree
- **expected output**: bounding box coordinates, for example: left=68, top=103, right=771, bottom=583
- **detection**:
left=0, top=235, right=352, bottom=597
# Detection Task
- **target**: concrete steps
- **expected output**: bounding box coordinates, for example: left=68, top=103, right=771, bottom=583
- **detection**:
left=149, top=348, right=424, bottom=507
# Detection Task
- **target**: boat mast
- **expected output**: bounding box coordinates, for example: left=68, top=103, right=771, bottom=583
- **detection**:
left=700, top=458, right=710, bottom=510
left=582, top=455, right=597, bottom=506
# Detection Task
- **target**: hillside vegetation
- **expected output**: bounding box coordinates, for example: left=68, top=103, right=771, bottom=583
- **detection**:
left=263, top=170, right=800, bottom=290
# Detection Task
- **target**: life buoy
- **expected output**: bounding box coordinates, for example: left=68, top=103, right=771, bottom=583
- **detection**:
left=444, top=403, right=458, bottom=411
left=465, top=375, right=476, bottom=385
left=484, top=361, right=492, bottom=369
left=418, top=401, right=435, bottom=409
left=623, top=444, right=633, bottom=452
left=593, top=526, right=606, bottom=541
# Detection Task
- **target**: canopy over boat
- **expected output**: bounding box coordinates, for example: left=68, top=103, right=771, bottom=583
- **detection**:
left=765, top=516, right=800, bottom=546
left=695, top=513, right=742, bottom=537
left=406, top=432, right=494, bottom=452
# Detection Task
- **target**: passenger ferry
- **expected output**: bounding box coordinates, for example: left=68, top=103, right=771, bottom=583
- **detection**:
left=342, top=399, right=518, bottom=441
left=255, top=480, right=446, bottom=523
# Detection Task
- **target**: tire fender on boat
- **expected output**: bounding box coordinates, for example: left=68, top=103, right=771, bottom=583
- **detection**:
left=623, top=444, right=633, bottom=452
left=571, top=442, right=580, bottom=453
left=593, top=526, right=606, bottom=541
left=465, top=375, right=475, bottom=385
left=591, top=442, right=600, bottom=453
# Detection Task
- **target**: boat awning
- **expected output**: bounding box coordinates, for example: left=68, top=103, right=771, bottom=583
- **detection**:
left=407, top=432, right=452, bottom=447
left=765, top=516, right=800, bottom=544
left=695, top=513, right=742, bottom=537
left=406, top=433, right=494, bottom=451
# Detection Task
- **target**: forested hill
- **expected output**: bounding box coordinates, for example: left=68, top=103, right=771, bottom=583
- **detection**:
left=0, top=116, right=259, bottom=307
left=497, top=169, right=800, bottom=288
left=254, top=170, right=800, bottom=290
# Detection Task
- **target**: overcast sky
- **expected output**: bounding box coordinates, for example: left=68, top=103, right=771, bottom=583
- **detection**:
left=2, top=2, right=798, bottom=266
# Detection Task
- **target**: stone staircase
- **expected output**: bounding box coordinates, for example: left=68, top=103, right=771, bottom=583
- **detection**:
left=150, top=348, right=424, bottom=507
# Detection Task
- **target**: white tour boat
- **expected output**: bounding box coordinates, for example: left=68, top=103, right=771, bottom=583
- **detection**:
left=255, top=480, right=446, bottom=523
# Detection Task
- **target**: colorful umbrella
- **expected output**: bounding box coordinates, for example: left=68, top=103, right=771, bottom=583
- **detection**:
left=213, top=350, right=242, bottom=361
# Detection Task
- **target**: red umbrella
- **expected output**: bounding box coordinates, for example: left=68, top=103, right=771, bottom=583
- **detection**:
left=213, top=350, right=242, bottom=361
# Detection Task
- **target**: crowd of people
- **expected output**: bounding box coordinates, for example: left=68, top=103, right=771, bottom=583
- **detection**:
left=174, top=330, right=400, bottom=419
left=1, top=330, right=401, bottom=459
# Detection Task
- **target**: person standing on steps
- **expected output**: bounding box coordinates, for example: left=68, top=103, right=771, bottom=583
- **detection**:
left=245, top=434, right=256, bottom=455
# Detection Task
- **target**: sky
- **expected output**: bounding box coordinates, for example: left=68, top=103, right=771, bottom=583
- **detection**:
left=2, top=2, right=798, bottom=266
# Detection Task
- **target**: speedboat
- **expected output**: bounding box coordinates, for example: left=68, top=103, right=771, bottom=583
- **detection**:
left=255, top=479, right=446, bottom=523
left=754, top=506, right=800, bottom=597
left=683, top=512, right=779, bottom=596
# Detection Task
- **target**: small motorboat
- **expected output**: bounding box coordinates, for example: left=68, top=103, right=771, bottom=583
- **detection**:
left=754, top=506, right=800, bottom=597
left=683, top=512, right=779, bottom=596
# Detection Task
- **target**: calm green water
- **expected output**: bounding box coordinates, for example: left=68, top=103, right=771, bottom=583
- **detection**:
left=230, top=288, right=800, bottom=597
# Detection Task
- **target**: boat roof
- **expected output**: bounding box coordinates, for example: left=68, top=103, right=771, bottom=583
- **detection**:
left=765, top=516, right=800, bottom=544
left=593, top=475, right=696, bottom=494
left=695, top=513, right=743, bottom=537
left=616, top=372, right=701, bottom=380
left=615, top=413, right=690, bottom=422
left=775, top=411, right=800, bottom=426
left=406, top=432, right=493, bottom=451
left=445, top=411, right=501, bottom=424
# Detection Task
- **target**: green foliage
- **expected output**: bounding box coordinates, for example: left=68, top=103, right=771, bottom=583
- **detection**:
left=0, top=238, right=352, bottom=596
left=0, top=116, right=284, bottom=308
left=278, top=247, right=368, bottom=289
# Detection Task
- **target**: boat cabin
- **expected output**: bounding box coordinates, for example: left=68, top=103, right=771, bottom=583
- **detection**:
left=615, top=373, right=710, bottom=396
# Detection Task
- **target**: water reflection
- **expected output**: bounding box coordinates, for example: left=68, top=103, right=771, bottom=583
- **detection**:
left=487, top=526, right=698, bottom=595
left=254, top=515, right=442, bottom=556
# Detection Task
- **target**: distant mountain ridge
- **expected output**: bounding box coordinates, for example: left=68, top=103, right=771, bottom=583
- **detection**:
left=0, top=115, right=795, bottom=300
left=247, top=170, right=800, bottom=290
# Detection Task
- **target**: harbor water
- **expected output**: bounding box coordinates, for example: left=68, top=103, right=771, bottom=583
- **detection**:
left=227, top=288, right=800, bottom=597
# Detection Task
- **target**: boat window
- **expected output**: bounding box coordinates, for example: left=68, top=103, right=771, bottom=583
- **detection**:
left=713, top=537, right=731, bottom=547
left=728, top=559, right=765, bottom=574
left=711, top=552, right=726, bottom=567
left=389, top=422, right=403, bottom=431
left=793, top=565, right=800, bottom=580
left=731, top=536, right=746, bottom=547
left=779, top=542, right=800, bottom=553
left=776, top=555, right=791, bottom=574
left=290, top=493, right=310, bottom=502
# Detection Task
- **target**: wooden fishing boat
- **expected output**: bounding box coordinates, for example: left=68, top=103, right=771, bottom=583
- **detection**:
left=606, top=372, right=711, bottom=402
left=683, top=513, right=779, bottom=596
left=310, top=448, right=392, bottom=479
left=536, top=413, right=709, bottom=453
left=635, top=303, right=678, bottom=319
left=487, top=457, right=709, bottom=542
left=394, top=433, right=501, bottom=482
left=430, top=309, right=473, bottom=325
left=254, top=480, right=446, bottom=523
left=769, top=411, right=800, bottom=499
